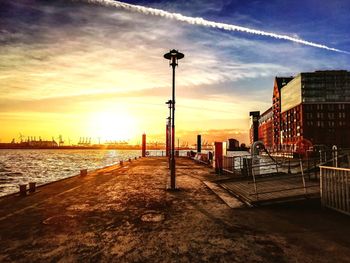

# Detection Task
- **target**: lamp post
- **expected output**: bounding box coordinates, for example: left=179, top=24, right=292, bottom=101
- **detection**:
left=166, top=99, right=172, bottom=168
left=164, top=49, right=184, bottom=190
left=166, top=116, right=171, bottom=166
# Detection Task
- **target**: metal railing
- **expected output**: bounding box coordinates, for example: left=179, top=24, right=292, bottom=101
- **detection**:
left=320, top=166, right=350, bottom=216
left=222, top=156, right=237, bottom=175
left=222, top=154, right=321, bottom=202
left=249, top=159, right=319, bottom=201
left=222, top=155, right=280, bottom=177
left=146, top=150, right=188, bottom=157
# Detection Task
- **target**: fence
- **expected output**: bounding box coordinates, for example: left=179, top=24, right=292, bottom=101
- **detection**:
left=222, top=155, right=280, bottom=177
left=320, top=166, right=350, bottom=216
left=222, top=156, right=238, bottom=175
left=146, top=150, right=188, bottom=157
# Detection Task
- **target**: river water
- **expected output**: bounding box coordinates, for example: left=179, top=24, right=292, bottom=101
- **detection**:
left=0, top=149, right=141, bottom=197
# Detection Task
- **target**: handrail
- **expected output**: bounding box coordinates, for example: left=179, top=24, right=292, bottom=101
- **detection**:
left=320, top=165, right=350, bottom=172
left=249, top=184, right=320, bottom=195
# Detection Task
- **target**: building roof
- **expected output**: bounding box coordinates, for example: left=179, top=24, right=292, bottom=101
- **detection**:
left=275, top=77, right=293, bottom=91
left=260, top=106, right=273, bottom=117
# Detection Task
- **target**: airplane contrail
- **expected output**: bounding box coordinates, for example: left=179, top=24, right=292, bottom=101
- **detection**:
left=85, top=0, right=349, bottom=54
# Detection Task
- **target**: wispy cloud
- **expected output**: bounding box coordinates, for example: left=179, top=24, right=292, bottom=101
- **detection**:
left=0, top=1, right=293, bottom=102
left=86, top=0, right=350, bottom=54
left=1, top=0, right=349, bottom=143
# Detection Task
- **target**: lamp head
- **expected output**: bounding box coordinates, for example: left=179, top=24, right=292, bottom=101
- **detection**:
left=164, top=49, right=184, bottom=67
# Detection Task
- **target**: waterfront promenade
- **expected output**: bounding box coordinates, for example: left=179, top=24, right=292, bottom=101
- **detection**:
left=0, top=158, right=349, bottom=262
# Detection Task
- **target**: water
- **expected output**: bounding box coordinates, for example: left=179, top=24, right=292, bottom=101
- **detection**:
left=0, top=149, right=141, bottom=197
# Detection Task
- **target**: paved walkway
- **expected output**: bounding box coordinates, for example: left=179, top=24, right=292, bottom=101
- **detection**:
left=0, top=157, right=349, bottom=262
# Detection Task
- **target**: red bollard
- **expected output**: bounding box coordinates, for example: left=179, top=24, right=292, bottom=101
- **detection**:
left=214, top=142, right=223, bottom=174
left=142, top=134, right=146, bottom=157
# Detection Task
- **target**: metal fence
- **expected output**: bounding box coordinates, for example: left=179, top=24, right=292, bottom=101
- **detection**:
left=222, top=155, right=280, bottom=176
left=220, top=157, right=320, bottom=204
left=146, top=150, right=188, bottom=157
left=222, top=156, right=239, bottom=175
left=320, top=166, right=350, bottom=216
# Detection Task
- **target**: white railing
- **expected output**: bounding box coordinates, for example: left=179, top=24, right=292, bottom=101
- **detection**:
left=320, top=166, right=350, bottom=216
left=222, top=155, right=249, bottom=175
left=222, top=155, right=280, bottom=177
left=146, top=150, right=189, bottom=157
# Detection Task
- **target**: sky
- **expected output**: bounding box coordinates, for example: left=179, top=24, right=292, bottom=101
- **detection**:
left=1, top=0, right=350, bottom=145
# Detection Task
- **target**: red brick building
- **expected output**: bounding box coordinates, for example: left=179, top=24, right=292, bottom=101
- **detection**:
left=272, top=77, right=293, bottom=150
left=255, top=70, right=350, bottom=154
left=258, top=107, right=273, bottom=149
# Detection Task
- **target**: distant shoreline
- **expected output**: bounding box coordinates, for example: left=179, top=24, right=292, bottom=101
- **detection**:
left=0, top=146, right=197, bottom=151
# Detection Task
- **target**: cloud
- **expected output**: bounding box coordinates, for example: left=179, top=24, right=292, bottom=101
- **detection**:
left=0, top=0, right=349, bottom=143
left=86, top=0, right=349, bottom=54
left=0, top=1, right=291, bottom=104
left=150, top=128, right=249, bottom=145
left=1, top=0, right=347, bottom=103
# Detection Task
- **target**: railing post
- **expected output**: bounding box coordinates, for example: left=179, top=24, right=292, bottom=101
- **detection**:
left=332, top=145, right=338, bottom=167
left=252, top=168, right=258, bottom=200
left=320, top=167, right=324, bottom=206
left=313, top=158, right=317, bottom=179
left=346, top=170, right=349, bottom=213
left=300, top=158, right=307, bottom=195
left=288, top=158, right=291, bottom=174
left=342, top=170, right=346, bottom=212
left=231, top=157, right=234, bottom=174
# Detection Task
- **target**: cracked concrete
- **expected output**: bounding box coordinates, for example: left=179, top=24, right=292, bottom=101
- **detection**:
left=0, top=157, right=349, bottom=262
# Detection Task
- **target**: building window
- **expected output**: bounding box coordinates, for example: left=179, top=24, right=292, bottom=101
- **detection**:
left=328, top=104, right=334, bottom=110
left=317, top=113, right=324, bottom=119
left=338, top=112, right=346, bottom=118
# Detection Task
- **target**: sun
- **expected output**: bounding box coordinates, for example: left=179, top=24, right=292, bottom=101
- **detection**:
left=87, top=110, right=138, bottom=142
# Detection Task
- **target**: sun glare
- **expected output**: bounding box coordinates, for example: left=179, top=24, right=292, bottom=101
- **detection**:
left=87, top=111, right=138, bottom=142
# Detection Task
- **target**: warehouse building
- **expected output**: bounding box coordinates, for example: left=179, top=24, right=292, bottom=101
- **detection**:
left=251, top=70, right=350, bottom=154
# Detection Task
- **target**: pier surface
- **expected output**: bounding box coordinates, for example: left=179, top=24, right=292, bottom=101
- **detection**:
left=0, top=158, right=349, bottom=262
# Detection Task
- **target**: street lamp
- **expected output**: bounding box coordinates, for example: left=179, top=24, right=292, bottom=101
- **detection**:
left=166, top=116, right=171, bottom=167
left=164, top=49, right=184, bottom=190
left=165, top=99, right=172, bottom=168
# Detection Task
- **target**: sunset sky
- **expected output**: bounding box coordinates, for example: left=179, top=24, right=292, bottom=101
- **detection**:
left=1, top=0, right=350, bottom=145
